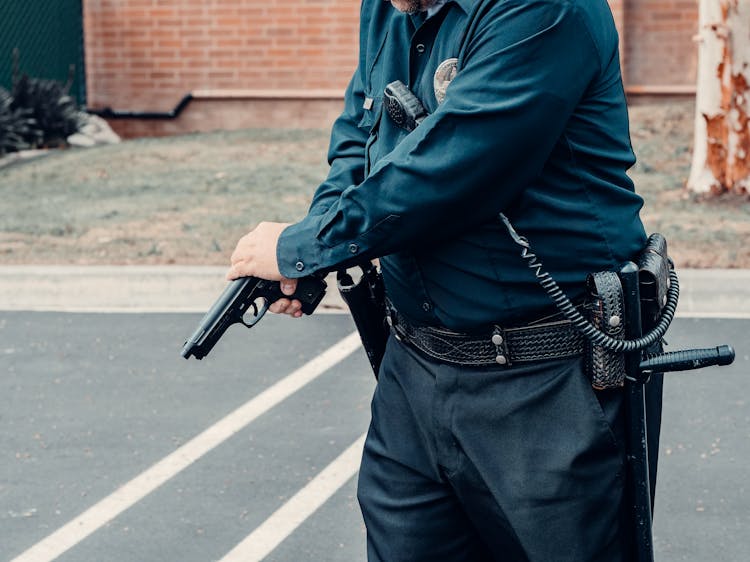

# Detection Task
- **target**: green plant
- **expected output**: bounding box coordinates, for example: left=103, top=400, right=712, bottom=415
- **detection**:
left=0, top=86, right=39, bottom=156
left=11, top=73, right=80, bottom=148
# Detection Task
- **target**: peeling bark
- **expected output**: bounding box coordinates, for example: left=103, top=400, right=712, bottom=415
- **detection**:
left=687, top=0, right=750, bottom=195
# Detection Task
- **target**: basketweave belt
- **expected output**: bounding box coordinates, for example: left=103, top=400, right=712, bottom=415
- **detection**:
left=387, top=306, right=585, bottom=367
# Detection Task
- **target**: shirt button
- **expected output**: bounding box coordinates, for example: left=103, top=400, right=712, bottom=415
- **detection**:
left=422, top=302, right=432, bottom=312
left=295, top=261, right=305, bottom=272
left=348, top=243, right=359, bottom=254
left=495, top=354, right=508, bottom=365
left=415, top=43, right=426, bottom=54
left=491, top=334, right=504, bottom=346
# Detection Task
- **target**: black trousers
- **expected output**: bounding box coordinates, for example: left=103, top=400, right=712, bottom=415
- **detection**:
left=357, top=335, right=627, bottom=562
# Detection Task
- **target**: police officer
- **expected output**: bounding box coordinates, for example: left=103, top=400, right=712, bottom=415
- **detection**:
left=228, top=0, right=647, bottom=560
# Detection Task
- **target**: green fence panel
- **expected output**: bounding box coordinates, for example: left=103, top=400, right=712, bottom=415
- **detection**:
left=0, top=0, right=86, bottom=105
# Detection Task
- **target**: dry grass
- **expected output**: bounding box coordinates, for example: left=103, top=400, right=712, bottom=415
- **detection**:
left=1, top=101, right=747, bottom=267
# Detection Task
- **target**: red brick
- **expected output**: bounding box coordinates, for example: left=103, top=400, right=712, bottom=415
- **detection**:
left=84, top=0, right=697, bottom=134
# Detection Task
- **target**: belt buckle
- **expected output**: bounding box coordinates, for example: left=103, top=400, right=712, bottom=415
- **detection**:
left=491, top=326, right=511, bottom=367
left=385, top=307, right=402, bottom=341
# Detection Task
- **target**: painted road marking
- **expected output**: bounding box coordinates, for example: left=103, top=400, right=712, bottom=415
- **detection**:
left=219, top=433, right=367, bottom=562
left=10, top=332, right=362, bottom=562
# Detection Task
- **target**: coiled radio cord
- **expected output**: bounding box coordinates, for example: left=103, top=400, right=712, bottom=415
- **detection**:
left=499, top=213, right=679, bottom=353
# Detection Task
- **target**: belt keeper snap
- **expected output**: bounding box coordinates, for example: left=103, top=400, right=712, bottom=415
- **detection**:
left=387, top=309, right=403, bottom=341
left=491, top=327, right=511, bottom=366
left=385, top=306, right=396, bottom=327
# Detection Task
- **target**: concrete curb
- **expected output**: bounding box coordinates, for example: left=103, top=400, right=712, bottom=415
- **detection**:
left=0, top=265, right=747, bottom=317
left=0, top=266, right=346, bottom=314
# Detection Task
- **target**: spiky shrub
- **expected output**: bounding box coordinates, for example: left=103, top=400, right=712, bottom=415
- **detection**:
left=0, top=86, right=40, bottom=156
left=11, top=74, right=79, bottom=148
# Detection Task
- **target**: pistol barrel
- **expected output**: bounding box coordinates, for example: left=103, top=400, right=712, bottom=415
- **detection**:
left=181, top=275, right=327, bottom=360
left=181, top=278, right=255, bottom=359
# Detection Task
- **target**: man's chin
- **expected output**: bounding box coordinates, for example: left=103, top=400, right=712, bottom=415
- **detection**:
left=389, top=0, right=436, bottom=15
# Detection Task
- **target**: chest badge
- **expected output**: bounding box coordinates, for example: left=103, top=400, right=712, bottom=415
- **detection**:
left=433, top=57, right=458, bottom=105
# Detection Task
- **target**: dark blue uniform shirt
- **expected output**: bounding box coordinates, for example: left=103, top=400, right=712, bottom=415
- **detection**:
left=277, top=0, right=647, bottom=330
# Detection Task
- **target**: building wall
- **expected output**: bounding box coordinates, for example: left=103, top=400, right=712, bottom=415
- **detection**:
left=84, top=0, right=359, bottom=111
left=83, top=0, right=699, bottom=137
left=623, top=0, right=699, bottom=88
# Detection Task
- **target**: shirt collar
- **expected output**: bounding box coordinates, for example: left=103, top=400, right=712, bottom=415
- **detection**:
left=426, top=0, right=447, bottom=18
left=450, top=0, right=474, bottom=14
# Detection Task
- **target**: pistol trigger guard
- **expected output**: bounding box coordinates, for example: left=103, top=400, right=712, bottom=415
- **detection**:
left=240, top=298, right=270, bottom=328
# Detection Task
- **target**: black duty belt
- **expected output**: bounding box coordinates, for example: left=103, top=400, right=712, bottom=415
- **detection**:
left=387, top=306, right=585, bottom=367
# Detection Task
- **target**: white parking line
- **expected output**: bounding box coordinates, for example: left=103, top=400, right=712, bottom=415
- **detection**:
left=219, top=433, right=367, bottom=562
left=10, top=332, right=362, bottom=562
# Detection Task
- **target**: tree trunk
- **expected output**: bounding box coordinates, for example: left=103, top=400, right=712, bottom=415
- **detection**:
left=687, top=0, right=750, bottom=195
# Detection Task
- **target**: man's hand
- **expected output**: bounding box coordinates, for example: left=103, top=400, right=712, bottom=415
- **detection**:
left=228, top=221, right=290, bottom=280
left=227, top=222, right=303, bottom=318
left=267, top=278, right=302, bottom=318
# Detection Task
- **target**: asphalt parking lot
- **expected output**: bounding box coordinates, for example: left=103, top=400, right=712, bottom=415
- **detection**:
left=3, top=312, right=372, bottom=562
left=1, top=283, right=748, bottom=561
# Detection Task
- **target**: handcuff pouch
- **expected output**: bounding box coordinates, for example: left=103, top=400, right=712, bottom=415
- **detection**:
left=585, top=233, right=671, bottom=389
left=585, top=271, right=626, bottom=390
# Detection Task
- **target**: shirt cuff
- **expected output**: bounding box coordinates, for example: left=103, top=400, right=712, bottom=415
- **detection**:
left=276, top=217, right=327, bottom=278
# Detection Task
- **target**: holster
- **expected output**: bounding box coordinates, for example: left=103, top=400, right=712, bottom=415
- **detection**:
left=337, top=263, right=389, bottom=378
left=585, top=233, right=672, bottom=389
left=637, top=233, right=671, bottom=331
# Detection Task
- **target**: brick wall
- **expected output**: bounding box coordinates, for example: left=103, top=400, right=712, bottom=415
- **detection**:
left=84, top=0, right=359, bottom=113
left=622, top=0, right=699, bottom=88
left=83, top=0, right=699, bottom=136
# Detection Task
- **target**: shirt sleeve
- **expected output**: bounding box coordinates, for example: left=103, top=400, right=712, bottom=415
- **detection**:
left=307, top=67, right=369, bottom=218
left=277, top=0, right=602, bottom=278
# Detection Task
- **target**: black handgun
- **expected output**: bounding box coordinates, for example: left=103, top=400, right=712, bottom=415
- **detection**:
left=181, top=275, right=327, bottom=360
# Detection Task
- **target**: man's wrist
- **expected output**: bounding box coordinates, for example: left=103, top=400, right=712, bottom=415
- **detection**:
left=276, top=218, right=326, bottom=278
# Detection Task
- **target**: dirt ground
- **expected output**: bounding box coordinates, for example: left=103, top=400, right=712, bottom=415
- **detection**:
left=0, top=100, right=748, bottom=268
left=628, top=100, right=749, bottom=268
